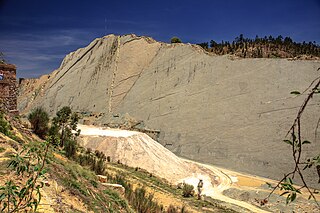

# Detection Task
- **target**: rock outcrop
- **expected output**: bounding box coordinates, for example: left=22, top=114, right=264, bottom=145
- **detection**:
left=18, top=34, right=320, bottom=186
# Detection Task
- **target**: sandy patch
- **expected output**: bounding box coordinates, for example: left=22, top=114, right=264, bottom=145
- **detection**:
left=236, top=175, right=265, bottom=187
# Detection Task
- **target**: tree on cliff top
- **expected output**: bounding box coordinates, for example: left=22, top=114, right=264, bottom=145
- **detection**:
left=171, top=37, right=182, bottom=43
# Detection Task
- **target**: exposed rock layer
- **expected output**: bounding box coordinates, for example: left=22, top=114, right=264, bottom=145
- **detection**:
left=18, top=34, right=320, bottom=186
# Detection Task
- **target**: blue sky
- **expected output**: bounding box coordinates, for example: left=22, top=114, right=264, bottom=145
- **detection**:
left=0, top=0, right=319, bottom=78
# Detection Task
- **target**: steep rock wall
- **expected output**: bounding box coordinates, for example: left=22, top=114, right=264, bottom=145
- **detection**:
left=18, top=34, right=320, bottom=185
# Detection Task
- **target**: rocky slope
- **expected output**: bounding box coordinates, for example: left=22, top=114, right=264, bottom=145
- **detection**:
left=18, top=34, right=320, bottom=186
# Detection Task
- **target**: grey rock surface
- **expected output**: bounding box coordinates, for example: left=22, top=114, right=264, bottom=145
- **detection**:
left=18, top=34, right=320, bottom=186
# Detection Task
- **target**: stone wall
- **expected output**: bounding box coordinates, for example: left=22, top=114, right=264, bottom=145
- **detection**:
left=0, top=64, right=18, bottom=113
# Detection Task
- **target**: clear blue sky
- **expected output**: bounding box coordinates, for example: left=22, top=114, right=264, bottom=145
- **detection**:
left=0, top=0, right=319, bottom=78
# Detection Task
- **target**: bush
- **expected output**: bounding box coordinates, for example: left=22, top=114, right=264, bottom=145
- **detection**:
left=107, top=174, right=163, bottom=212
left=167, top=205, right=189, bottom=213
left=0, top=113, right=10, bottom=136
left=64, top=138, right=77, bottom=158
left=182, top=183, right=194, bottom=197
left=171, top=37, right=182, bottom=43
left=28, top=107, right=49, bottom=139
left=94, top=158, right=106, bottom=175
left=52, top=106, right=80, bottom=147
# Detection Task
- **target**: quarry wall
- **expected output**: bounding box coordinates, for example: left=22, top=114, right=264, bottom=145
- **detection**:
left=17, top=35, right=320, bottom=186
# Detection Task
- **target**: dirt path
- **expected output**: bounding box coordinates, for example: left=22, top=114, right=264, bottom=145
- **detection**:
left=183, top=159, right=271, bottom=213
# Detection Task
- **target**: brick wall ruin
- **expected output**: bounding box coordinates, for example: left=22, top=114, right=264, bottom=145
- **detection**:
left=0, top=64, right=18, bottom=113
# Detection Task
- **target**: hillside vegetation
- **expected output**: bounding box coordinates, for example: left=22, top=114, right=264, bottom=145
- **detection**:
left=0, top=110, right=242, bottom=212
left=197, top=34, right=320, bottom=59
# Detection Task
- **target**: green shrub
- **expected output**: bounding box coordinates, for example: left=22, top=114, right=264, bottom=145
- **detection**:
left=182, top=183, right=194, bottom=197
left=66, top=178, right=88, bottom=196
left=171, top=37, right=182, bottom=43
left=103, top=189, right=128, bottom=208
left=0, top=140, right=50, bottom=212
left=90, top=180, right=98, bottom=188
left=51, top=106, right=80, bottom=147
left=107, top=173, right=163, bottom=212
left=0, top=147, right=5, bottom=153
left=28, top=107, right=49, bottom=139
left=0, top=113, right=10, bottom=136
left=64, top=138, right=77, bottom=158
left=94, top=158, right=105, bottom=175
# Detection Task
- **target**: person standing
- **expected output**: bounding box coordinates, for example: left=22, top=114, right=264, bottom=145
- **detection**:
left=197, top=179, right=203, bottom=200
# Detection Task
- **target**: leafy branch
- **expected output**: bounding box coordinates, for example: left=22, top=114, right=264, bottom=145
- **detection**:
left=0, top=139, right=51, bottom=212
left=265, top=69, right=320, bottom=207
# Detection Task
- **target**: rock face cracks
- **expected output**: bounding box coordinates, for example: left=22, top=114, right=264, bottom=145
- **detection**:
left=18, top=34, right=320, bottom=186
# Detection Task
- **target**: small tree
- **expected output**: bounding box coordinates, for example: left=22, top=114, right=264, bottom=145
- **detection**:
left=171, top=37, right=182, bottom=44
left=28, top=107, right=49, bottom=139
left=50, top=106, right=80, bottom=159
left=51, top=106, right=80, bottom=147
left=182, top=183, right=194, bottom=197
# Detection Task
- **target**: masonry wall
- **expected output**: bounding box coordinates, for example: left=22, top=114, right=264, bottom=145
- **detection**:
left=0, top=64, right=17, bottom=112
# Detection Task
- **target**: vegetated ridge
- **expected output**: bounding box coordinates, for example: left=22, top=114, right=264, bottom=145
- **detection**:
left=197, top=34, right=320, bottom=59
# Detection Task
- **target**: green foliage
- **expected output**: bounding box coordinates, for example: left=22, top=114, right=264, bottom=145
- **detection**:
left=0, top=140, right=50, bottom=212
left=171, top=37, right=182, bottom=44
left=64, top=138, right=77, bottom=158
left=278, top=177, right=301, bottom=205
left=107, top=173, right=163, bottom=212
left=182, top=183, right=194, bottom=198
left=197, top=42, right=209, bottom=49
left=0, top=114, right=19, bottom=143
left=204, top=34, right=320, bottom=58
left=94, top=158, right=106, bottom=175
left=50, top=106, right=80, bottom=160
left=28, top=107, right=49, bottom=139
left=66, top=179, right=88, bottom=196
left=103, top=189, right=128, bottom=209
left=90, top=180, right=98, bottom=188
left=128, top=187, right=163, bottom=212
left=47, top=124, right=60, bottom=146
left=51, top=106, right=80, bottom=147
left=266, top=74, right=320, bottom=208
left=77, top=148, right=106, bottom=175
left=0, top=113, right=10, bottom=136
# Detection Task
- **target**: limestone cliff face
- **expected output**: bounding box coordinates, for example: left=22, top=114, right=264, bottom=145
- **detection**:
left=18, top=34, right=320, bottom=185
